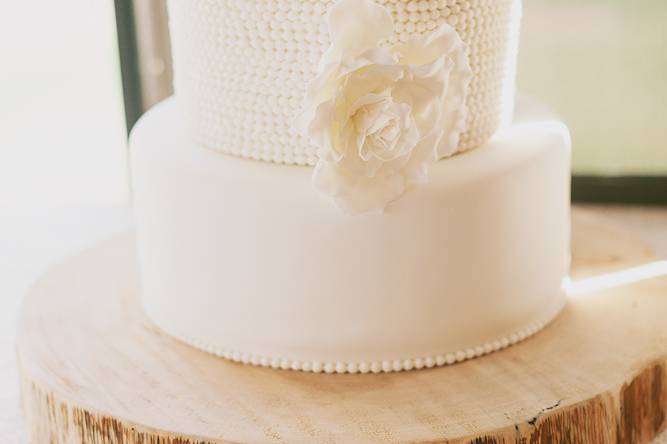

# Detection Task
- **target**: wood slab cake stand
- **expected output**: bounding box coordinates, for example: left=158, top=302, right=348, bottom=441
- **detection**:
left=17, top=208, right=667, bottom=443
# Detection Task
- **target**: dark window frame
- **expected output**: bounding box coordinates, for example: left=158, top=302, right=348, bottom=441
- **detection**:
left=114, top=0, right=667, bottom=205
left=114, top=0, right=143, bottom=134
left=572, top=176, right=667, bottom=206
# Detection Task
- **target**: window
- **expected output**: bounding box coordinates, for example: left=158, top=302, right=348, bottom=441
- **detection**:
left=519, top=0, right=667, bottom=203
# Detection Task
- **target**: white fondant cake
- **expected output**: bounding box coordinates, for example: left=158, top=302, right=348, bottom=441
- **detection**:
left=130, top=95, right=571, bottom=373
left=131, top=0, right=571, bottom=373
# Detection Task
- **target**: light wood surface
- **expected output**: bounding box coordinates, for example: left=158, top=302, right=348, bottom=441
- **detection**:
left=16, top=208, right=667, bottom=443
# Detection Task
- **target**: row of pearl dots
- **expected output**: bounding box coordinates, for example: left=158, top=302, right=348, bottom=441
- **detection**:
left=195, top=130, right=318, bottom=165
left=185, top=48, right=511, bottom=109
left=184, top=0, right=513, bottom=71
left=212, top=3, right=511, bottom=52
left=182, top=315, right=550, bottom=374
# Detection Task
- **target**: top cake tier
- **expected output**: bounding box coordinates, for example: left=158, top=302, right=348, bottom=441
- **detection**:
left=168, top=0, right=521, bottom=166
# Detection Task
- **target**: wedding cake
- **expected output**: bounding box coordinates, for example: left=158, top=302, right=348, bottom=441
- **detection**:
left=130, top=0, right=570, bottom=373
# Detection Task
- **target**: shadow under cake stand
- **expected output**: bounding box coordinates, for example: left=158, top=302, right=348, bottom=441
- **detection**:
left=17, top=208, right=667, bottom=443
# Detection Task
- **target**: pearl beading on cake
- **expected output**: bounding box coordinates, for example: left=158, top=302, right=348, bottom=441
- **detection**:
left=165, top=303, right=561, bottom=374
left=168, top=0, right=521, bottom=165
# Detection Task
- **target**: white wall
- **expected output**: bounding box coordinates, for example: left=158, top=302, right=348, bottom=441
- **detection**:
left=0, top=0, right=129, bottom=205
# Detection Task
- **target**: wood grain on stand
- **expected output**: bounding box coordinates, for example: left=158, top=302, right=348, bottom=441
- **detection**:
left=17, top=208, right=667, bottom=443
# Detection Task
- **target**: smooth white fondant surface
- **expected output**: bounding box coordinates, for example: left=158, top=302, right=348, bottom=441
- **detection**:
left=131, top=96, right=571, bottom=372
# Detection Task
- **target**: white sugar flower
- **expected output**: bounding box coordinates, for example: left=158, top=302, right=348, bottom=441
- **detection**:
left=295, top=0, right=472, bottom=214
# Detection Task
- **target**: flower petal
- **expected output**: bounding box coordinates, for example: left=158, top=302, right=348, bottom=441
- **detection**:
left=313, top=158, right=407, bottom=215
left=393, top=22, right=466, bottom=66
left=325, top=0, right=394, bottom=63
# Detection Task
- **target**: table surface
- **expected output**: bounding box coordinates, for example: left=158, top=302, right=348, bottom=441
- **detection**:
left=1, top=204, right=666, bottom=443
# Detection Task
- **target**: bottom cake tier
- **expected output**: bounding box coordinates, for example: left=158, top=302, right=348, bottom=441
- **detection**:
left=130, top=95, right=571, bottom=374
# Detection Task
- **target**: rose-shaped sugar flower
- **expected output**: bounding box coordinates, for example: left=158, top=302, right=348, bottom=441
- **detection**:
left=294, top=0, right=472, bottom=214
